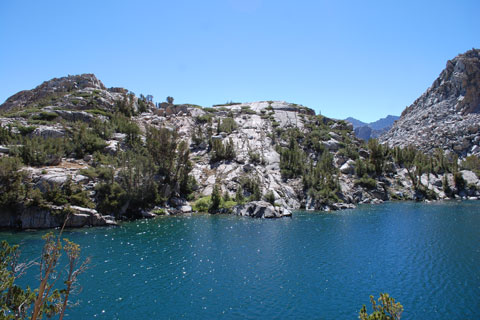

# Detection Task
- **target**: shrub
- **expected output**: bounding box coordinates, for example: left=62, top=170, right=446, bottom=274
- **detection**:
left=70, top=123, right=107, bottom=158
left=355, top=175, right=378, bottom=189
left=193, top=196, right=211, bottom=212
left=19, top=136, right=65, bottom=166
left=17, top=125, right=36, bottom=136
left=359, top=293, right=403, bottom=320
left=264, top=191, right=275, bottom=205
left=32, top=111, right=58, bottom=121
left=461, top=155, right=480, bottom=176
left=0, top=156, right=28, bottom=208
left=217, top=117, right=237, bottom=134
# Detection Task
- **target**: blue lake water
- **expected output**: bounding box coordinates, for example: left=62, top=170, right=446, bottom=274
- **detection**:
left=1, top=201, right=480, bottom=319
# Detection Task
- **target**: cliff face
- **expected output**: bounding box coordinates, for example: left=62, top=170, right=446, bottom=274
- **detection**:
left=381, top=49, right=480, bottom=156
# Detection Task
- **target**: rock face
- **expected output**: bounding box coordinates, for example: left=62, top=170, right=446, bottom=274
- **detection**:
left=232, top=201, right=292, bottom=218
left=0, top=205, right=117, bottom=229
left=381, top=49, right=480, bottom=157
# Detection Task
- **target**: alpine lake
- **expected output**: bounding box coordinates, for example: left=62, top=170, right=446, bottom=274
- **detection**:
left=2, top=201, right=479, bottom=319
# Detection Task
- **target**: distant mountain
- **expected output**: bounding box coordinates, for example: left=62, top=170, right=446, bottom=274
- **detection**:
left=381, top=48, right=480, bottom=157
left=369, top=115, right=400, bottom=131
left=345, top=117, right=367, bottom=129
left=345, top=115, right=399, bottom=140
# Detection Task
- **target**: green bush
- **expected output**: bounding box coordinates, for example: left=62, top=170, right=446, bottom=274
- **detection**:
left=264, top=191, right=275, bottom=205
left=70, top=123, right=107, bottom=158
left=359, top=293, right=403, bottom=320
left=17, top=125, right=36, bottom=136
left=355, top=175, right=377, bottom=189
left=32, top=111, right=58, bottom=121
left=192, top=196, right=211, bottom=212
left=217, top=117, right=237, bottom=134
left=461, top=155, right=480, bottom=176
left=0, top=156, right=28, bottom=208
left=18, top=136, right=65, bottom=166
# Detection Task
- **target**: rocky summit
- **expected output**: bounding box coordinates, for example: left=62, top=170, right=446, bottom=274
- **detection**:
left=381, top=49, right=480, bottom=157
left=0, top=71, right=479, bottom=229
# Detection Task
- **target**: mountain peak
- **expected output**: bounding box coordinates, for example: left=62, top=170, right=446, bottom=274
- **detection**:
left=0, top=74, right=107, bottom=112
left=382, top=48, right=480, bottom=156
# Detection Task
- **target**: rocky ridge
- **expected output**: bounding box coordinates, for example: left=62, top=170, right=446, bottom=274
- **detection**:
left=381, top=49, right=480, bottom=157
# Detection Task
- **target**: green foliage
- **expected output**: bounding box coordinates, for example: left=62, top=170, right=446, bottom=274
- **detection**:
left=461, top=155, right=480, bottom=176
left=355, top=158, right=368, bottom=178
left=240, top=177, right=261, bottom=201
left=453, top=172, right=466, bottom=190
left=91, top=118, right=114, bottom=140
left=137, top=95, right=149, bottom=113
left=17, top=125, right=36, bottom=136
left=196, top=114, right=214, bottom=124
left=359, top=293, right=403, bottom=320
left=152, top=208, right=166, bottom=215
left=116, top=150, right=160, bottom=211
left=240, top=106, right=256, bottom=114
left=192, top=196, right=211, bottom=212
left=224, top=138, right=236, bottom=161
left=210, top=138, right=236, bottom=163
left=85, top=108, right=113, bottom=118
left=337, top=145, right=359, bottom=160
left=18, top=136, right=65, bottom=166
left=442, top=175, right=452, bottom=197
left=223, top=191, right=231, bottom=202
left=146, top=126, right=178, bottom=180
left=367, top=139, right=386, bottom=176
left=0, top=232, right=89, bottom=319
left=70, top=123, right=107, bottom=158
left=264, top=191, right=275, bottom=205
left=95, top=182, right=127, bottom=216
left=235, top=185, right=245, bottom=204
left=303, top=153, right=340, bottom=205
left=278, top=137, right=306, bottom=179
left=212, top=101, right=241, bottom=107
left=209, top=184, right=221, bottom=213
left=0, top=157, right=28, bottom=208
left=248, top=150, right=264, bottom=164
left=112, top=113, right=141, bottom=146
left=0, top=125, right=13, bottom=144
left=217, top=117, right=237, bottom=134
left=32, top=111, right=58, bottom=121
left=355, top=176, right=378, bottom=189
left=115, top=94, right=136, bottom=117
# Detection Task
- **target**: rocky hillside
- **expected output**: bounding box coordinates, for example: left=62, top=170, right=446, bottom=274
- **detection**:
left=0, top=74, right=479, bottom=229
left=381, top=49, right=480, bottom=157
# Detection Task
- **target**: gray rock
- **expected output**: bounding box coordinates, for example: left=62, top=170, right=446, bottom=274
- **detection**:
left=460, top=170, right=479, bottom=186
left=232, top=201, right=291, bottom=218
left=340, top=160, right=355, bottom=174
left=32, top=127, right=65, bottom=138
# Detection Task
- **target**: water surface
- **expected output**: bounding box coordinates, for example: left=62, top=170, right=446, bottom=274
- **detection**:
left=2, top=201, right=479, bottom=319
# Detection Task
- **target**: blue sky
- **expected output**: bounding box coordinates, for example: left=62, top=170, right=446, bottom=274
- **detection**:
left=0, top=0, right=478, bottom=122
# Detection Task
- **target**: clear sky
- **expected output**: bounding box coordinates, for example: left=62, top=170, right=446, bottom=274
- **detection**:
left=0, top=0, right=478, bottom=122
